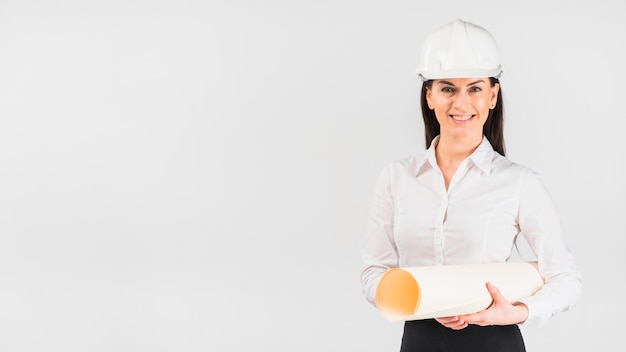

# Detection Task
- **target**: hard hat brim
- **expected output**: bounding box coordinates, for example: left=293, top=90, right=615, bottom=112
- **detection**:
left=417, top=67, right=503, bottom=82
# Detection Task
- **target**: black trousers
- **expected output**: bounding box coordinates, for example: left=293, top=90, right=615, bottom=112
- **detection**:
left=400, top=319, right=526, bottom=352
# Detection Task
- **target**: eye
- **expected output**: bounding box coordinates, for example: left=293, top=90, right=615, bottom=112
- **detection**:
left=441, top=87, right=454, bottom=93
left=469, top=86, right=482, bottom=92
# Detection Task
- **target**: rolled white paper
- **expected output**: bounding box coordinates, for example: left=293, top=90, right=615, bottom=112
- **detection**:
left=375, top=262, right=544, bottom=321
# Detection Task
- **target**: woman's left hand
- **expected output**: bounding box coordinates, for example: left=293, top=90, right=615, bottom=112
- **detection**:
left=458, top=281, right=529, bottom=327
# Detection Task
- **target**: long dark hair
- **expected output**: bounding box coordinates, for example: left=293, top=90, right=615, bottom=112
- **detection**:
left=419, top=77, right=505, bottom=156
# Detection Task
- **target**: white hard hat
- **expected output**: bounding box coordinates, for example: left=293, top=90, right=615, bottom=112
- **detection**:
left=416, top=19, right=503, bottom=81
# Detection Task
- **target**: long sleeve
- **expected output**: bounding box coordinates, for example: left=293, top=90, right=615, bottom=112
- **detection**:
left=360, top=139, right=582, bottom=325
left=516, top=169, right=582, bottom=326
left=361, top=165, right=399, bottom=306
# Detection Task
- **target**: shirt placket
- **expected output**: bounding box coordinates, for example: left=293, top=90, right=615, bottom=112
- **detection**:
left=434, top=194, right=447, bottom=265
left=433, top=160, right=468, bottom=265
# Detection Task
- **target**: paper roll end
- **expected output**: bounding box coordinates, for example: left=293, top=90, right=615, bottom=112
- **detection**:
left=375, top=268, right=420, bottom=321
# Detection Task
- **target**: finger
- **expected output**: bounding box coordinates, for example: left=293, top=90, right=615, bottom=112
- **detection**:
left=436, top=316, right=468, bottom=330
left=447, top=318, right=468, bottom=330
left=436, top=316, right=459, bottom=324
left=460, top=311, right=485, bottom=325
left=486, top=282, right=503, bottom=304
left=486, top=282, right=500, bottom=295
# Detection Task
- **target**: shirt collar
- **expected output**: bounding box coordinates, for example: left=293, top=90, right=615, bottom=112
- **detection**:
left=414, top=135, right=496, bottom=176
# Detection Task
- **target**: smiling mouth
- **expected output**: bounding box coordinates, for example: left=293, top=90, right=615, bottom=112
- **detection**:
left=450, top=114, right=474, bottom=121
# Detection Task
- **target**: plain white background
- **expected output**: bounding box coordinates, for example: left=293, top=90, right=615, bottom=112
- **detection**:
left=0, top=0, right=624, bottom=351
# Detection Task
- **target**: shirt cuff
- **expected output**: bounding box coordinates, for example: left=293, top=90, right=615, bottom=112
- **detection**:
left=517, top=294, right=552, bottom=326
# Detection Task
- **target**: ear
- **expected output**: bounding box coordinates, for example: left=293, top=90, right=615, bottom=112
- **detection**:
left=490, top=83, right=500, bottom=108
left=426, top=87, right=433, bottom=109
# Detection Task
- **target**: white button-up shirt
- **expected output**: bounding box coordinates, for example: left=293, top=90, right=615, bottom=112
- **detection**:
left=361, top=136, right=582, bottom=326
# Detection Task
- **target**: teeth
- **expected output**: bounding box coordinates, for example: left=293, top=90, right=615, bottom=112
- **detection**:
left=451, top=115, right=473, bottom=121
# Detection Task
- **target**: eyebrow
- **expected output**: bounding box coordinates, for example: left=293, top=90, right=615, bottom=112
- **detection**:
left=437, top=79, right=486, bottom=86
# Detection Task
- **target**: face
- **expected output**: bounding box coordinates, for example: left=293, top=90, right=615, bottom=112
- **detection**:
left=426, top=78, right=499, bottom=141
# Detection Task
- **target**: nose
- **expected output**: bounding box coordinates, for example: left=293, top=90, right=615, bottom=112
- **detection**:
left=453, top=90, right=470, bottom=109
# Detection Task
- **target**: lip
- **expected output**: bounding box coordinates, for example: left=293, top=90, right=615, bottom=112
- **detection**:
left=449, top=114, right=475, bottom=122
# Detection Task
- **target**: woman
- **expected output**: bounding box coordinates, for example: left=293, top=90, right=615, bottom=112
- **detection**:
left=361, top=19, right=582, bottom=351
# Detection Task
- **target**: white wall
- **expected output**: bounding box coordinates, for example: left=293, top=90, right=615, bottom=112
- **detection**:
left=0, top=1, right=623, bottom=351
